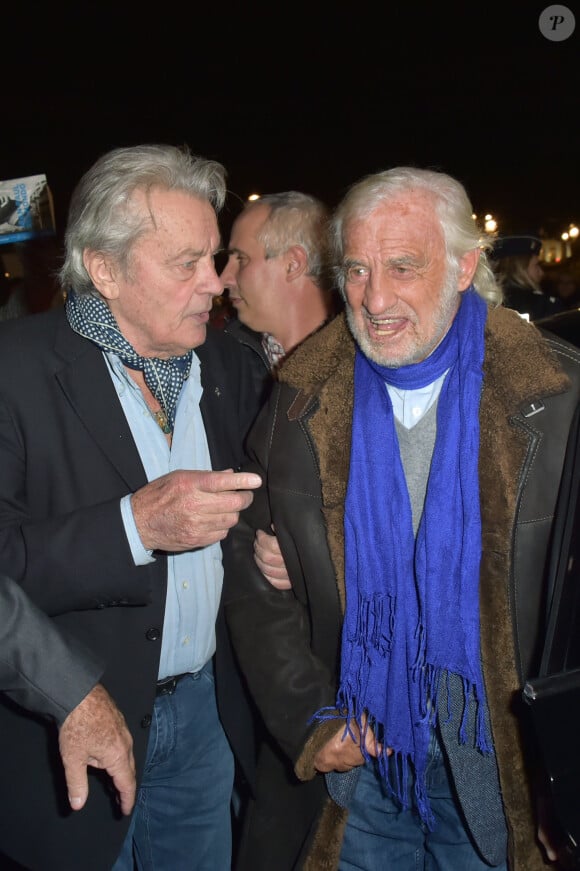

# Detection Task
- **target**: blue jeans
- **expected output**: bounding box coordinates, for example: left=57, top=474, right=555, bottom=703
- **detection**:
left=112, top=661, right=234, bottom=871
left=339, top=731, right=507, bottom=871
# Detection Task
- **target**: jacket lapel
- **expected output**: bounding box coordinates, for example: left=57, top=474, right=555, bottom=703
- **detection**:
left=197, top=336, right=232, bottom=471
left=54, top=315, right=147, bottom=492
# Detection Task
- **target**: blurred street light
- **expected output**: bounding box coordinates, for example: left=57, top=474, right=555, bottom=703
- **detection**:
left=560, top=224, right=578, bottom=259
left=484, top=214, right=498, bottom=234
left=473, top=213, right=499, bottom=235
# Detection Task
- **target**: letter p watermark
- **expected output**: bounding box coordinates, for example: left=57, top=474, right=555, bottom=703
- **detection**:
left=539, top=5, right=576, bottom=40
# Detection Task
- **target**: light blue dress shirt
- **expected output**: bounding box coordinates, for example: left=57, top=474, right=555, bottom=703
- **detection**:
left=386, top=371, right=448, bottom=428
left=104, top=351, right=223, bottom=680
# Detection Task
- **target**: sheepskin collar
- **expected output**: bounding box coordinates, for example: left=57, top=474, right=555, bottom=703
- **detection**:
left=279, top=306, right=568, bottom=403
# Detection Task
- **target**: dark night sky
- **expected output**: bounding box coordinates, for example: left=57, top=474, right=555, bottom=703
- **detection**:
left=2, top=3, right=579, bottom=240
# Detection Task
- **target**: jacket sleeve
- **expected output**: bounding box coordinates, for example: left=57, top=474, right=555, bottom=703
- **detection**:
left=222, top=386, right=341, bottom=776
left=0, top=574, right=103, bottom=723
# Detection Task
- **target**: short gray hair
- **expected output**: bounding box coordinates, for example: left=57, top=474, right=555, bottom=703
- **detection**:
left=331, top=166, right=502, bottom=306
left=249, top=191, right=331, bottom=289
left=59, top=144, right=227, bottom=295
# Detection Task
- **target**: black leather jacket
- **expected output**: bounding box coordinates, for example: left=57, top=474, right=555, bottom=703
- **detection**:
left=224, top=307, right=580, bottom=871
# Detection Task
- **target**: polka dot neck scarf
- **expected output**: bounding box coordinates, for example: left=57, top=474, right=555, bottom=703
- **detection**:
left=65, top=289, right=192, bottom=434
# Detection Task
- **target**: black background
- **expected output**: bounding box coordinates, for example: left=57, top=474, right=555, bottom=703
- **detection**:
left=2, top=2, right=579, bottom=239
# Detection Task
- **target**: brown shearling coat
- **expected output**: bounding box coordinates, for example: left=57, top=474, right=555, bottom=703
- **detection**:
left=225, top=305, right=580, bottom=870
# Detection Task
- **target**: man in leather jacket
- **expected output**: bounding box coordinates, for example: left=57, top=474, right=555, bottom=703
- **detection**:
left=223, top=167, right=580, bottom=871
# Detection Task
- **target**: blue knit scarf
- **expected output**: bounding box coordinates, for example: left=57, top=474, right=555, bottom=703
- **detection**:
left=319, top=289, right=492, bottom=827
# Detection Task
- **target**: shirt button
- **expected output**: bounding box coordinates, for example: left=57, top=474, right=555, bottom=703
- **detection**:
left=141, top=714, right=152, bottom=728
left=145, top=627, right=161, bottom=641
left=182, top=635, right=191, bottom=646
left=412, top=406, right=421, bottom=418
left=182, top=581, right=189, bottom=590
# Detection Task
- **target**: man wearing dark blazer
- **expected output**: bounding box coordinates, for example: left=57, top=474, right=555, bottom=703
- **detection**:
left=0, top=144, right=262, bottom=871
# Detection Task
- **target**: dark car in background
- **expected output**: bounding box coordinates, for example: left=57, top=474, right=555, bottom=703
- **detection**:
left=535, top=307, right=580, bottom=348
left=523, top=305, right=580, bottom=869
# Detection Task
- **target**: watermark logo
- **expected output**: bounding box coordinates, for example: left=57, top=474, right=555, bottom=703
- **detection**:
left=539, top=4, right=576, bottom=40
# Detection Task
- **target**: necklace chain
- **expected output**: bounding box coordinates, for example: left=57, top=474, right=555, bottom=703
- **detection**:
left=151, top=408, right=172, bottom=434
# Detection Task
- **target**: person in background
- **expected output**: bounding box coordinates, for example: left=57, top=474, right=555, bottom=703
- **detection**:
left=218, top=190, right=342, bottom=828
left=0, top=252, right=29, bottom=321
left=223, top=167, right=580, bottom=870
left=0, top=143, right=262, bottom=871
left=0, top=573, right=135, bottom=816
left=219, top=191, right=339, bottom=406
left=553, top=270, right=580, bottom=311
left=0, top=237, right=64, bottom=322
left=492, top=234, right=563, bottom=321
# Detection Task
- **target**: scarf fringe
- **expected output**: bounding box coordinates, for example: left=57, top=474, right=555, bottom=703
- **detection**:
left=311, top=657, right=493, bottom=829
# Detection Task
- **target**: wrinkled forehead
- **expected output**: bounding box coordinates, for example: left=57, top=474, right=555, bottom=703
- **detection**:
left=129, top=184, right=211, bottom=217
left=128, top=186, right=217, bottom=240
left=343, top=191, right=444, bottom=254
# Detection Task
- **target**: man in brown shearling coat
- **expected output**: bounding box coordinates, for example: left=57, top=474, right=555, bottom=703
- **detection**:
left=224, top=167, right=580, bottom=870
